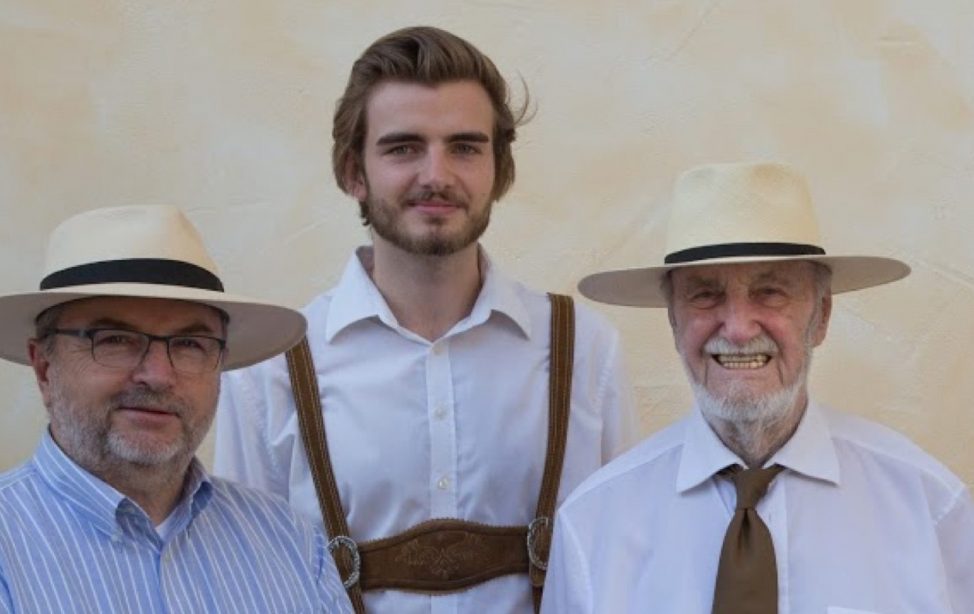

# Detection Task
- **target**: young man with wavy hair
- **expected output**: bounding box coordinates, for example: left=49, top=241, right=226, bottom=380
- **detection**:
left=215, top=26, right=633, bottom=614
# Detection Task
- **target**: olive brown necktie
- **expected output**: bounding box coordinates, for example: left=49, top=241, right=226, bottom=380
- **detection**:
left=711, top=464, right=785, bottom=614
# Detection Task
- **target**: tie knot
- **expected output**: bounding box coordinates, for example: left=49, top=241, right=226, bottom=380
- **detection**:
left=728, top=465, right=784, bottom=510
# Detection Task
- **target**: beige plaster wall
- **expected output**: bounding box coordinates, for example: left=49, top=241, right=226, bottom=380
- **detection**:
left=1, top=1, right=971, bottom=490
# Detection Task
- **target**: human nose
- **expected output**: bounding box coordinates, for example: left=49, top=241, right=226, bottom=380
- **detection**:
left=132, top=338, right=177, bottom=385
left=718, top=295, right=762, bottom=344
left=418, top=147, right=454, bottom=191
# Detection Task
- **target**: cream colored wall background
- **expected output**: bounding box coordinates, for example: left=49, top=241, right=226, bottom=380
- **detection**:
left=1, top=1, right=971, bottom=489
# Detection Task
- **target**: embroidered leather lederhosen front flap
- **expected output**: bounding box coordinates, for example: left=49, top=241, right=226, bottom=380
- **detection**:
left=357, top=518, right=529, bottom=593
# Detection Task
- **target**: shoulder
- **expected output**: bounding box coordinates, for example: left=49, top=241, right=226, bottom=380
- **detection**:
left=301, top=286, right=338, bottom=328
left=509, top=279, right=621, bottom=343
left=0, top=462, right=48, bottom=530
left=570, top=297, right=621, bottom=342
left=822, top=405, right=967, bottom=498
left=206, top=476, right=317, bottom=534
left=220, top=289, right=339, bottom=386
left=561, top=417, right=688, bottom=510
left=0, top=461, right=38, bottom=498
left=208, top=476, right=304, bottom=517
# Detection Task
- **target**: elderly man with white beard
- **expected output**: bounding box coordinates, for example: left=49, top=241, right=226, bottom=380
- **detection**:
left=540, top=161, right=974, bottom=614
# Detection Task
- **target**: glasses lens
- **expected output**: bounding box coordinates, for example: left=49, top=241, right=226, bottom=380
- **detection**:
left=90, top=330, right=147, bottom=368
left=168, top=336, right=224, bottom=373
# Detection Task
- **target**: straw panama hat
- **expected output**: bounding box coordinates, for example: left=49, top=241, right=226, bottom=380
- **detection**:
left=0, top=205, right=307, bottom=370
left=578, top=161, right=911, bottom=308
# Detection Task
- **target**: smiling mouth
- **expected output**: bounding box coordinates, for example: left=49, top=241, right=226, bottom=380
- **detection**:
left=712, top=353, right=771, bottom=369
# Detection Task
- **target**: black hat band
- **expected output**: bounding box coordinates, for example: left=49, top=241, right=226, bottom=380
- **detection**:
left=664, top=242, right=826, bottom=265
left=40, top=259, right=224, bottom=292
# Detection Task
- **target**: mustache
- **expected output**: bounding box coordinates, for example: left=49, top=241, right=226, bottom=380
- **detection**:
left=408, top=188, right=466, bottom=207
left=110, top=389, right=188, bottom=415
left=704, top=334, right=779, bottom=355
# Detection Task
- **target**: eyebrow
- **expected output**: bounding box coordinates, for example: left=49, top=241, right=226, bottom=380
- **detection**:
left=374, top=131, right=490, bottom=146
left=375, top=132, right=422, bottom=146
left=681, top=276, right=721, bottom=290
left=82, top=318, right=220, bottom=336
left=751, top=271, right=796, bottom=287
left=447, top=131, right=490, bottom=143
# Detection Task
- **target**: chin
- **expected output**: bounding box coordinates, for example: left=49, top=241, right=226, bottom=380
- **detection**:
left=106, top=434, right=188, bottom=467
left=693, top=381, right=803, bottom=426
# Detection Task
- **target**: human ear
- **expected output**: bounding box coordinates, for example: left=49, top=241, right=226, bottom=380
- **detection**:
left=810, top=294, right=832, bottom=347
left=28, top=338, right=55, bottom=408
left=344, top=158, right=368, bottom=202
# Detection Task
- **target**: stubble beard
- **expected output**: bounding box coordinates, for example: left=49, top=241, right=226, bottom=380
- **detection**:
left=364, top=190, right=493, bottom=257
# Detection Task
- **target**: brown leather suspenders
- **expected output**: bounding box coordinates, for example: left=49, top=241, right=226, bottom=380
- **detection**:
left=285, top=294, right=575, bottom=613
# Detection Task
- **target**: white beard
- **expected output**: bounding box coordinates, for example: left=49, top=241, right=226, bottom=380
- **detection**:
left=686, top=336, right=815, bottom=461
left=691, top=373, right=804, bottom=426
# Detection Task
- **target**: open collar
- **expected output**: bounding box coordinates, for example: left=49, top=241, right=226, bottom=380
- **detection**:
left=325, top=246, right=532, bottom=342
left=33, top=430, right=213, bottom=539
left=675, top=400, right=841, bottom=493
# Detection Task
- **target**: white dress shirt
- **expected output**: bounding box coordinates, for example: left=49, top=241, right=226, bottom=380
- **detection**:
left=214, top=247, right=634, bottom=614
left=542, top=401, right=974, bottom=614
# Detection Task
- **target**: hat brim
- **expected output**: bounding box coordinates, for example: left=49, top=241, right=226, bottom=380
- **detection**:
left=578, top=255, right=911, bottom=307
left=0, top=283, right=306, bottom=370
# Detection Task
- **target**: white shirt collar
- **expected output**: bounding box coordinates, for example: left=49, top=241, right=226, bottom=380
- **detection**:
left=324, top=245, right=532, bottom=342
left=675, top=400, right=841, bottom=493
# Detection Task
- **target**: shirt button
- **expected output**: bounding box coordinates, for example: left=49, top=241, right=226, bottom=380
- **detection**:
left=431, top=344, right=444, bottom=356
left=433, top=405, right=447, bottom=420
left=436, top=476, right=450, bottom=490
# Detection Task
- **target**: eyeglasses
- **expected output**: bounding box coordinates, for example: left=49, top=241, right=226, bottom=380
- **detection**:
left=47, top=328, right=226, bottom=375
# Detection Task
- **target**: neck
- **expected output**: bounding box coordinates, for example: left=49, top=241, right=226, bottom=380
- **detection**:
left=366, top=237, right=483, bottom=341
left=703, top=392, right=808, bottom=468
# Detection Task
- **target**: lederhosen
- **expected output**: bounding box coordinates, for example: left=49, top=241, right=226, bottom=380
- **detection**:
left=284, top=294, right=575, bottom=613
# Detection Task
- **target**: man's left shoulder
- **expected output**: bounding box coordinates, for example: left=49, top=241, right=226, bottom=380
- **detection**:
left=518, top=284, right=619, bottom=337
left=206, top=476, right=314, bottom=532
left=822, top=405, right=966, bottom=493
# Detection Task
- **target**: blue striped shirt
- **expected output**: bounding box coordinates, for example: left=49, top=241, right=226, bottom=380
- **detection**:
left=0, top=432, right=352, bottom=613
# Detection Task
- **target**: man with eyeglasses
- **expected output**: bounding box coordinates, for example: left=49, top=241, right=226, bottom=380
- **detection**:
left=0, top=205, right=352, bottom=613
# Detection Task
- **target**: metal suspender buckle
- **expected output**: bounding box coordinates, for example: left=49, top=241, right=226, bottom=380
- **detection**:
left=526, top=516, right=551, bottom=571
left=328, top=535, right=362, bottom=588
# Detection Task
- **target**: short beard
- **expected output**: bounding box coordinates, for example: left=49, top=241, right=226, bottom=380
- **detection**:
left=691, top=363, right=806, bottom=427
left=688, top=326, right=818, bottom=464
left=364, top=189, right=492, bottom=257
left=48, top=386, right=205, bottom=473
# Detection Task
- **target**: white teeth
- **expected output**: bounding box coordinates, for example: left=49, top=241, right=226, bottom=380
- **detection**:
left=714, top=354, right=770, bottom=369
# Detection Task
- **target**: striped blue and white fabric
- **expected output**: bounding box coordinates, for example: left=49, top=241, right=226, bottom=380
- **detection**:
left=0, top=431, right=352, bottom=613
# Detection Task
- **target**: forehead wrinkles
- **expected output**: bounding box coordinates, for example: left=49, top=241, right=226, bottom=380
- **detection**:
left=56, top=298, right=224, bottom=334
left=676, top=262, right=816, bottom=291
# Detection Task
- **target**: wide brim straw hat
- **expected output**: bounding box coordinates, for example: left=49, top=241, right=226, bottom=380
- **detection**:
left=0, top=205, right=306, bottom=369
left=578, top=161, right=910, bottom=308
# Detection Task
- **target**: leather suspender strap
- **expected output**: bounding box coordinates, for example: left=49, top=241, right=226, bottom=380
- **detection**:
left=284, top=293, right=575, bottom=612
left=286, top=338, right=367, bottom=613
left=530, top=293, right=574, bottom=611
